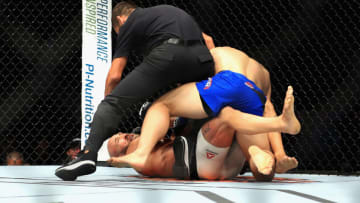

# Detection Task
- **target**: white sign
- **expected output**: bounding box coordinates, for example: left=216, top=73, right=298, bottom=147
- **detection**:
left=82, top=0, right=112, bottom=161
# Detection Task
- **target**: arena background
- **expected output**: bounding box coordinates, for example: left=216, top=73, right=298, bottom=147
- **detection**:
left=0, top=0, right=359, bottom=174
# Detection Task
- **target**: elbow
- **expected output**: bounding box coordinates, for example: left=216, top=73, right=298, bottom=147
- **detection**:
left=205, top=38, right=215, bottom=50
left=107, top=75, right=122, bottom=86
left=105, top=76, right=122, bottom=96
left=204, top=35, right=213, bottom=43
left=202, top=33, right=215, bottom=50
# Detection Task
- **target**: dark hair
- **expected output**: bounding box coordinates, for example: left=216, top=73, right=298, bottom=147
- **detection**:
left=112, top=1, right=137, bottom=28
left=66, top=138, right=81, bottom=151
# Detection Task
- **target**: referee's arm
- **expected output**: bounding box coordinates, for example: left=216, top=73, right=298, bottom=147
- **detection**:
left=202, top=33, right=215, bottom=50
left=104, top=56, right=128, bottom=96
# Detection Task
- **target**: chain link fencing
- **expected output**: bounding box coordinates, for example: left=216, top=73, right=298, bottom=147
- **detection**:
left=1, top=0, right=359, bottom=174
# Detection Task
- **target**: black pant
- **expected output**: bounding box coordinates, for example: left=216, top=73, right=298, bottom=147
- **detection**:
left=86, top=42, right=214, bottom=152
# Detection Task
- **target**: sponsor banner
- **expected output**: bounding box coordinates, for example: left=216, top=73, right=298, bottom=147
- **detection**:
left=82, top=0, right=112, bottom=161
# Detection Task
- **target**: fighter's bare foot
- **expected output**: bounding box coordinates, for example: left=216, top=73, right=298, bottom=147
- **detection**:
left=108, top=150, right=148, bottom=172
left=248, top=145, right=274, bottom=175
left=280, top=86, right=301, bottom=135
left=275, top=155, right=298, bottom=173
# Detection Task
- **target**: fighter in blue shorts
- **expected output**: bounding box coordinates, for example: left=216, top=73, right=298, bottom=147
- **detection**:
left=196, top=70, right=266, bottom=117
left=109, top=46, right=301, bottom=174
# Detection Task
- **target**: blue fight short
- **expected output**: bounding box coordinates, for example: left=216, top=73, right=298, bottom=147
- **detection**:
left=195, top=70, right=266, bottom=116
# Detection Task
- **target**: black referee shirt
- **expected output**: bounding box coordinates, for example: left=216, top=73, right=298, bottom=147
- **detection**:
left=113, top=5, right=203, bottom=58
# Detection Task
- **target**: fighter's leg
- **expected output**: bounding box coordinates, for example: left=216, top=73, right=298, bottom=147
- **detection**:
left=236, top=132, right=275, bottom=181
left=218, top=86, right=301, bottom=135
left=264, top=97, right=298, bottom=173
left=195, top=118, right=242, bottom=180
left=273, top=86, right=300, bottom=173
left=108, top=83, right=208, bottom=171
left=219, top=140, right=247, bottom=179
left=280, top=86, right=301, bottom=135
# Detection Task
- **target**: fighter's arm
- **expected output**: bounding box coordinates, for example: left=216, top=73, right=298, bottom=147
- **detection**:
left=218, top=106, right=285, bottom=135
left=112, top=134, right=175, bottom=178
left=104, top=56, right=128, bottom=96
left=202, top=33, right=215, bottom=50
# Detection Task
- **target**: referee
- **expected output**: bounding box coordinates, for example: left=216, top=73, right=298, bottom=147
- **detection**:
left=55, top=1, right=214, bottom=181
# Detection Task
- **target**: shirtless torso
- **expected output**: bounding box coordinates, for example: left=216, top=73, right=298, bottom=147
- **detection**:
left=211, top=47, right=271, bottom=96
